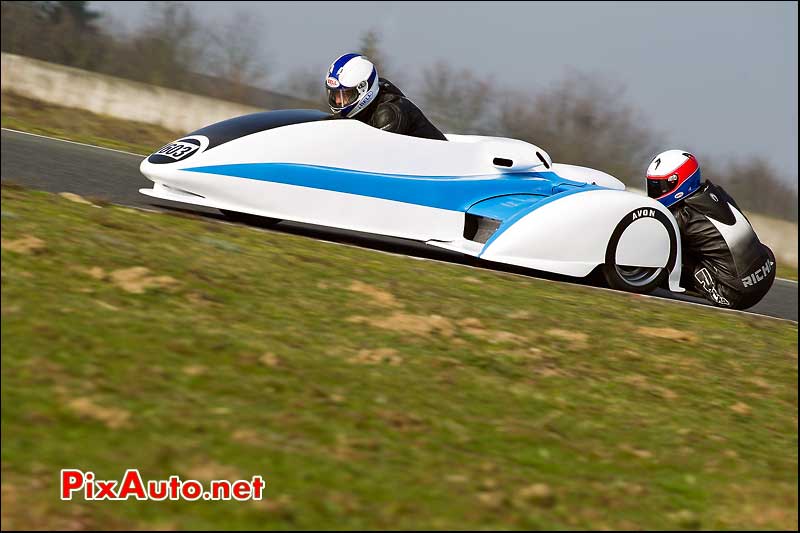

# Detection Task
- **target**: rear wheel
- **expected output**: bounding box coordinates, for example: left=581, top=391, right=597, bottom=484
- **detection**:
left=220, top=210, right=281, bottom=228
left=603, top=206, right=677, bottom=295
left=602, top=263, right=666, bottom=294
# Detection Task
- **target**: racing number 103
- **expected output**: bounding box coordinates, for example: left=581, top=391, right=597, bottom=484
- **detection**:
left=156, top=143, right=195, bottom=159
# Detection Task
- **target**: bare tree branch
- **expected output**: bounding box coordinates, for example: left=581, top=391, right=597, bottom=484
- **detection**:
left=497, top=71, right=664, bottom=186
left=357, top=29, right=389, bottom=77
left=419, top=61, right=490, bottom=134
left=204, top=10, right=269, bottom=100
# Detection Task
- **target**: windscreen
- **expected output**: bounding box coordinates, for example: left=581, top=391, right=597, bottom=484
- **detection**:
left=188, top=110, right=331, bottom=151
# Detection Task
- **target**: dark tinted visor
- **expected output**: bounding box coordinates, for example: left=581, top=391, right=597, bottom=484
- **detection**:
left=647, top=177, right=677, bottom=199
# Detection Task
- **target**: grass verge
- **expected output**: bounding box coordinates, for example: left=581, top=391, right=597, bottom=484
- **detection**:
left=777, top=264, right=798, bottom=282
left=1, top=91, right=179, bottom=155
left=2, top=184, right=797, bottom=530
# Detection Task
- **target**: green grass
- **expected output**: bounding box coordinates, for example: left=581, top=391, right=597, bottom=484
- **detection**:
left=1, top=91, right=178, bottom=155
left=777, top=264, right=798, bottom=281
left=1, top=184, right=797, bottom=530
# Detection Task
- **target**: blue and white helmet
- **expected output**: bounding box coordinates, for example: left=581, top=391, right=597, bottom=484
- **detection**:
left=325, top=53, right=379, bottom=118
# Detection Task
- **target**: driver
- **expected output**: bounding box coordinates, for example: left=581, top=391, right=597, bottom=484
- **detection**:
left=646, top=150, right=776, bottom=309
left=325, top=53, right=447, bottom=141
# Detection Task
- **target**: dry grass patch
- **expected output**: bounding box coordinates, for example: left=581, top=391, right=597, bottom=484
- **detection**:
left=231, top=429, right=263, bottom=446
left=65, top=397, right=131, bottom=429
left=348, top=312, right=455, bottom=338
left=259, top=352, right=281, bottom=367
left=619, top=374, right=680, bottom=401
left=58, top=192, right=95, bottom=206
left=458, top=317, right=527, bottom=344
left=618, top=443, right=654, bottom=459
left=109, top=267, right=178, bottom=294
left=348, top=348, right=403, bottom=366
left=545, top=328, right=589, bottom=350
left=730, top=402, right=752, bottom=415
left=1, top=235, right=45, bottom=254
left=83, top=266, right=106, bottom=279
left=183, top=461, right=242, bottom=483
left=182, top=365, right=207, bottom=377
left=348, top=280, right=402, bottom=308
left=637, top=326, right=698, bottom=343
left=514, top=483, right=556, bottom=508
left=715, top=481, right=799, bottom=530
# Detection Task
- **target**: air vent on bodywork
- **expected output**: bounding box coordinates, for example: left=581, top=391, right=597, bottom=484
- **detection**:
left=464, top=214, right=502, bottom=244
left=493, top=157, right=513, bottom=167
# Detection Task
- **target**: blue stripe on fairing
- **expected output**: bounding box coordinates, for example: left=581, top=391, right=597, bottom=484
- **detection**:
left=467, top=194, right=546, bottom=220
left=183, top=162, right=600, bottom=212
left=478, top=184, right=603, bottom=254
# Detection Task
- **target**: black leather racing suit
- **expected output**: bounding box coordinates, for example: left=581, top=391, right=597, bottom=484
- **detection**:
left=671, top=181, right=775, bottom=310
left=349, top=78, right=447, bottom=141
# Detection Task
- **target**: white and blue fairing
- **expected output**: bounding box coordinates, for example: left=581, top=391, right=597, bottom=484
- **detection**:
left=140, top=110, right=683, bottom=291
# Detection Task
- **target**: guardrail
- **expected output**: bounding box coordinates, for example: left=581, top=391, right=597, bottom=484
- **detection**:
left=1, top=52, right=263, bottom=133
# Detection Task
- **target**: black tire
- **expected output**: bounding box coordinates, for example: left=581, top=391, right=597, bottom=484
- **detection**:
left=602, top=263, right=668, bottom=294
left=220, top=209, right=281, bottom=228
left=602, top=207, right=678, bottom=294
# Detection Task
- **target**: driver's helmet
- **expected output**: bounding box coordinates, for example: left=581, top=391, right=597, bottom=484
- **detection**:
left=646, top=150, right=702, bottom=207
left=325, top=53, right=379, bottom=118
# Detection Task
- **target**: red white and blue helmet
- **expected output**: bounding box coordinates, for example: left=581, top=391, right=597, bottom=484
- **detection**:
left=646, top=150, right=702, bottom=207
left=325, top=53, right=379, bottom=118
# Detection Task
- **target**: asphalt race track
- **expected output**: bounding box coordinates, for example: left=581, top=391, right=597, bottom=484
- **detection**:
left=2, top=128, right=797, bottom=322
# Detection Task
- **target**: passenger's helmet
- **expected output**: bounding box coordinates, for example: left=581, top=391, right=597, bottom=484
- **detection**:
left=325, top=53, right=379, bottom=118
left=646, top=150, right=702, bottom=207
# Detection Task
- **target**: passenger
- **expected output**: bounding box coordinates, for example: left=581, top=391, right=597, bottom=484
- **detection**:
left=646, top=150, right=776, bottom=309
left=324, top=53, right=447, bottom=141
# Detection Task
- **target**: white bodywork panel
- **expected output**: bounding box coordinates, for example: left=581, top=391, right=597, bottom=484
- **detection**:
left=477, top=189, right=682, bottom=290
left=145, top=122, right=618, bottom=185
left=152, top=121, right=553, bottom=176
left=140, top=116, right=683, bottom=291
left=142, top=178, right=465, bottom=243
left=140, top=122, right=608, bottom=244
left=616, top=218, right=671, bottom=267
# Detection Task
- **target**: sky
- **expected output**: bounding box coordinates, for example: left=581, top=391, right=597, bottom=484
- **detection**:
left=91, top=1, right=798, bottom=186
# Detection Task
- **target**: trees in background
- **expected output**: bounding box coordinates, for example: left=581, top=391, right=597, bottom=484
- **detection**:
left=41, top=1, right=101, bottom=30
left=203, top=11, right=269, bottom=102
left=415, top=62, right=797, bottom=220
left=357, top=29, right=389, bottom=78
left=1, top=2, right=45, bottom=59
left=282, top=67, right=324, bottom=102
left=109, top=2, right=207, bottom=90
left=701, top=157, right=798, bottom=221
left=280, top=29, right=391, bottom=108
left=497, top=71, right=664, bottom=186
left=1, top=1, right=266, bottom=95
left=418, top=61, right=491, bottom=134
left=1, top=1, right=111, bottom=71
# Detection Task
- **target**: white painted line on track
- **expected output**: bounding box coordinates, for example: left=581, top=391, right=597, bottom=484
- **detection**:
left=2, top=128, right=145, bottom=158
